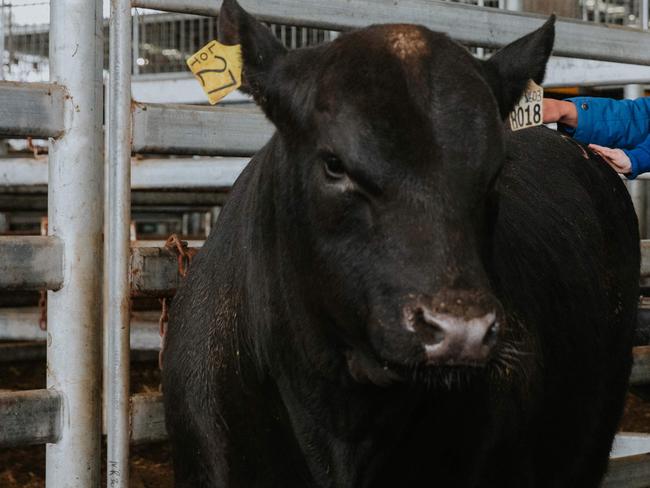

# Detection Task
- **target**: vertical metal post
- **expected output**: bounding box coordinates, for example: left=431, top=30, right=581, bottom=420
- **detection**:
left=505, top=0, right=524, bottom=11
left=0, top=1, right=5, bottom=81
left=644, top=0, right=649, bottom=30
left=106, top=0, right=132, bottom=486
left=476, top=0, right=485, bottom=59
left=133, top=9, right=140, bottom=76
left=46, top=0, right=104, bottom=486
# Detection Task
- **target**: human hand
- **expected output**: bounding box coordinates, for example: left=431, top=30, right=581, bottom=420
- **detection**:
left=588, top=144, right=632, bottom=174
left=543, top=99, right=578, bottom=127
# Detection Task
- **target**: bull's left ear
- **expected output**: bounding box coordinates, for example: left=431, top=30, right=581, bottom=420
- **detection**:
left=482, top=15, right=555, bottom=120
left=218, top=0, right=288, bottom=110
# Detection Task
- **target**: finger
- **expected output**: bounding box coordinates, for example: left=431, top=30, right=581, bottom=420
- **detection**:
left=588, top=144, right=607, bottom=151
left=606, top=159, right=626, bottom=174
left=593, top=150, right=615, bottom=165
left=590, top=146, right=618, bottom=161
left=592, top=148, right=610, bottom=159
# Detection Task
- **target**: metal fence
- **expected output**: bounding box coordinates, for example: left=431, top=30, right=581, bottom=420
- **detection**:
left=2, top=1, right=650, bottom=487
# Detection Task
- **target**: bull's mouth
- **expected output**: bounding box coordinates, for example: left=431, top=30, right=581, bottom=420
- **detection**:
left=345, top=348, right=488, bottom=389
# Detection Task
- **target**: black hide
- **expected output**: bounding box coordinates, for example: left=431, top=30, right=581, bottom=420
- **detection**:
left=162, top=4, right=639, bottom=487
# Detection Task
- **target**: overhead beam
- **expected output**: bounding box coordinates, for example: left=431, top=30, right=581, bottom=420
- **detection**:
left=133, top=0, right=650, bottom=66
left=0, top=236, right=64, bottom=291
left=545, top=57, right=650, bottom=88
left=0, top=389, right=61, bottom=448
left=132, top=103, right=274, bottom=156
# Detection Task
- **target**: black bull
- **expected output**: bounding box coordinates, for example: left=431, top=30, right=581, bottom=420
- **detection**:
left=162, top=1, right=641, bottom=486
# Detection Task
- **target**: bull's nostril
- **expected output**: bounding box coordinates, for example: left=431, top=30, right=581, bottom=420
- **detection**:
left=483, top=320, right=500, bottom=347
left=413, top=309, right=445, bottom=345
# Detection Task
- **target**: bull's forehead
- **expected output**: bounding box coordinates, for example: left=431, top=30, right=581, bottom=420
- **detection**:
left=385, top=25, right=430, bottom=61
left=315, top=25, right=496, bottom=140
left=311, top=26, right=502, bottom=180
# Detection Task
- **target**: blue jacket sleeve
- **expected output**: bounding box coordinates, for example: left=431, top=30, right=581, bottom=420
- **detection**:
left=560, top=96, right=650, bottom=149
left=623, top=133, right=650, bottom=179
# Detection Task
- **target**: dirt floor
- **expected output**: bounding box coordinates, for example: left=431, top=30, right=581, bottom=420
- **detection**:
left=2, top=357, right=650, bottom=487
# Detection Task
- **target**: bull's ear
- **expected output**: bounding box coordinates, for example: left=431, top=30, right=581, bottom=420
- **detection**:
left=482, top=15, right=555, bottom=119
left=218, top=0, right=288, bottom=107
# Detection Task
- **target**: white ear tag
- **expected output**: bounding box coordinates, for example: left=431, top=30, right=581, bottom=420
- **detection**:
left=509, top=80, right=544, bottom=132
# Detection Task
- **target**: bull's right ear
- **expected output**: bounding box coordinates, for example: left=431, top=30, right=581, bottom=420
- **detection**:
left=218, top=0, right=288, bottom=109
left=482, top=16, right=555, bottom=120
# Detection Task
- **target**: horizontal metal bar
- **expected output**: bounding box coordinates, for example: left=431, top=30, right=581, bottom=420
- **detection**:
left=0, top=82, right=66, bottom=138
left=132, top=0, right=650, bottom=66
left=0, top=157, right=249, bottom=190
left=0, top=237, right=645, bottom=295
left=130, top=393, right=167, bottom=444
left=545, top=57, right=650, bottom=88
left=133, top=73, right=251, bottom=104
left=133, top=158, right=247, bottom=189
left=0, top=191, right=229, bottom=211
left=611, top=433, right=650, bottom=459
left=0, top=342, right=160, bottom=363
left=132, top=103, right=273, bottom=156
left=130, top=245, right=201, bottom=297
left=0, top=236, right=64, bottom=291
left=0, top=308, right=162, bottom=351
left=0, top=341, right=46, bottom=362
left=0, top=389, right=61, bottom=447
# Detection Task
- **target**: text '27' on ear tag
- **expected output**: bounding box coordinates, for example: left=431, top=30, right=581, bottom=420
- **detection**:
left=187, top=40, right=243, bottom=105
left=509, top=80, right=544, bottom=132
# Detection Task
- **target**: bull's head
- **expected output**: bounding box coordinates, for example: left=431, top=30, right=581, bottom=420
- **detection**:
left=219, top=0, right=554, bottom=386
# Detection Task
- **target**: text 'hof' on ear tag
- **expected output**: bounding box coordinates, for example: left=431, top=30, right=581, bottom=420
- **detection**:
left=509, top=80, right=544, bottom=132
left=187, top=40, right=243, bottom=105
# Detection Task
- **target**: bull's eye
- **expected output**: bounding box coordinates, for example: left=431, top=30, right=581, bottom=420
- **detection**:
left=323, top=154, right=346, bottom=180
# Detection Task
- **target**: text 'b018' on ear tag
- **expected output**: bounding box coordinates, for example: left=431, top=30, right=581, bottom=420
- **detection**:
left=509, top=80, right=543, bottom=132
left=187, top=40, right=243, bottom=105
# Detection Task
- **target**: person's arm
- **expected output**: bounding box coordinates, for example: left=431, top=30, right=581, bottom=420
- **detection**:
left=589, top=133, right=650, bottom=179
left=543, top=99, right=578, bottom=127
left=553, top=96, right=650, bottom=149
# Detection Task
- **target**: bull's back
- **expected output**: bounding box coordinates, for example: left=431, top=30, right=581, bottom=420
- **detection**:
left=491, top=126, right=639, bottom=484
left=495, top=127, right=638, bottom=362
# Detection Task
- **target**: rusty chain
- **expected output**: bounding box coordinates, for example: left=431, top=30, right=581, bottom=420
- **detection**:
left=158, top=234, right=197, bottom=370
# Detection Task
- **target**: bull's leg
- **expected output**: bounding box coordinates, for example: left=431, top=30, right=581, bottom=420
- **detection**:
left=477, top=440, right=536, bottom=488
left=166, top=403, right=229, bottom=488
left=559, top=367, right=632, bottom=487
left=530, top=377, right=629, bottom=488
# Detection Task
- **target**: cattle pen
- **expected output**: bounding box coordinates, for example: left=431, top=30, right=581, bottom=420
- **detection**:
left=2, top=0, right=650, bottom=486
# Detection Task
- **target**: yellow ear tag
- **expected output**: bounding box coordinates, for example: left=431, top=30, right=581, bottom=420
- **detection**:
left=187, top=40, right=243, bottom=105
left=509, top=80, right=544, bottom=132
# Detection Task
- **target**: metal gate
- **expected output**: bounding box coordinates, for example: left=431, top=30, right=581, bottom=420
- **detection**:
left=2, top=0, right=650, bottom=486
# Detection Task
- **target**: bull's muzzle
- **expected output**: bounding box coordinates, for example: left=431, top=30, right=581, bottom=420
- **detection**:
left=403, top=292, right=501, bottom=366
